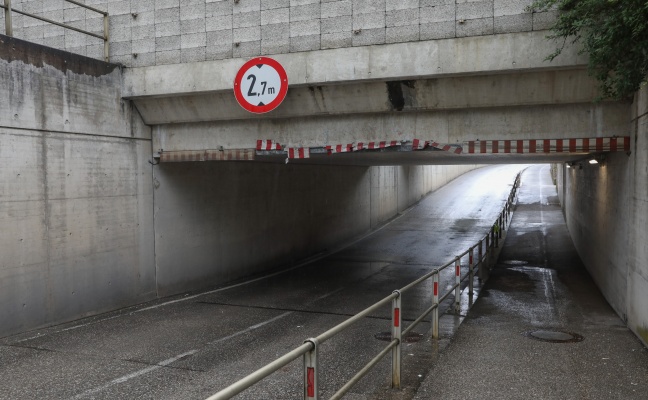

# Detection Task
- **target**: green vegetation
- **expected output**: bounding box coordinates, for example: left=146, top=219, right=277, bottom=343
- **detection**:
left=531, top=0, right=648, bottom=99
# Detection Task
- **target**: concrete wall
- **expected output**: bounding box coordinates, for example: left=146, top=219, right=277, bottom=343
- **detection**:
left=0, top=0, right=556, bottom=67
left=153, top=162, right=480, bottom=296
left=0, top=35, right=156, bottom=337
left=556, top=85, right=648, bottom=346
left=0, top=34, right=481, bottom=337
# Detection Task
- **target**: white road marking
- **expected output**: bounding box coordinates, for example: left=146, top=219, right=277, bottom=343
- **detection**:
left=70, top=312, right=292, bottom=400
left=70, top=350, right=198, bottom=400
left=69, top=283, right=347, bottom=399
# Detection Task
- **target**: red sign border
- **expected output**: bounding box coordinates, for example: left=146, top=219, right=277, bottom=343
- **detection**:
left=234, top=57, right=288, bottom=114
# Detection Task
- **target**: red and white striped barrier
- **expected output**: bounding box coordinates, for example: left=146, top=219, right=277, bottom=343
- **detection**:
left=286, top=147, right=310, bottom=159
left=465, top=137, right=630, bottom=154
left=256, top=140, right=283, bottom=151
left=326, top=141, right=401, bottom=155
left=159, top=149, right=255, bottom=162
left=326, top=144, right=354, bottom=154
left=429, top=141, right=463, bottom=154
left=354, top=140, right=400, bottom=151
left=412, top=139, right=463, bottom=154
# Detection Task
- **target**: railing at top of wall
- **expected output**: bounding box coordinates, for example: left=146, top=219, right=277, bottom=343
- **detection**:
left=1, top=0, right=109, bottom=62
left=206, top=172, right=522, bottom=400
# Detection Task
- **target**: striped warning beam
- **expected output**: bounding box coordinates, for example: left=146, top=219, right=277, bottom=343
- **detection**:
left=160, top=149, right=255, bottom=162
left=413, top=139, right=463, bottom=154
left=355, top=140, right=400, bottom=151
left=465, top=137, right=630, bottom=154
left=256, top=140, right=282, bottom=151
left=326, top=144, right=354, bottom=154
left=326, top=141, right=400, bottom=154
left=286, top=147, right=310, bottom=159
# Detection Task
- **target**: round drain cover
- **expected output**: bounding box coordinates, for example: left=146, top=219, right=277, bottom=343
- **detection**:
left=524, top=329, right=584, bottom=343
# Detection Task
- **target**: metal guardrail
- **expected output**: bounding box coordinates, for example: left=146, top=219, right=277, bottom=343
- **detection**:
left=1, top=0, right=109, bottom=62
left=207, top=173, right=522, bottom=400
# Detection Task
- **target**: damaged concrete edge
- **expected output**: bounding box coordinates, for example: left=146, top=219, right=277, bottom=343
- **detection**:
left=0, top=34, right=119, bottom=78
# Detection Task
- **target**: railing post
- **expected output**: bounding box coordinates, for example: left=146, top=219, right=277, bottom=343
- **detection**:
left=508, top=201, right=512, bottom=223
left=391, top=290, right=402, bottom=389
left=485, top=234, right=490, bottom=270
left=454, top=257, right=461, bottom=314
left=499, top=214, right=504, bottom=238
left=304, top=338, right=319, bottom=400
left=432, top=273, right=439, bottom=339
left=468, top=247, right=474, bottom=295
left=478, top=240, right=484, bottom=281
left=103, top=13, right=110, bottom=62
left=4, top=0, right=13, bottom=37
left=494, top=224, right=499, bottom=248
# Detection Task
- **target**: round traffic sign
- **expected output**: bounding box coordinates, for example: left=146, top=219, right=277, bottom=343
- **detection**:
left=234, top=57, right=288, bottom=114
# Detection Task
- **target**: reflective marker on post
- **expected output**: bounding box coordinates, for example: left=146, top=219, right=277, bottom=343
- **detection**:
left=307, top=368, right=315, bottom=397
left=303, top=338, right=318, bottom=400
left=391, top=291, right=402, bottom=389
left=478, top=240, right=484, bottom=281
left=432, top=273, right=439, bottom=339
left=468, top=247, right=474, bottom=295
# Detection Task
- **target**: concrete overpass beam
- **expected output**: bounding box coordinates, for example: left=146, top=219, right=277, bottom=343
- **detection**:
left=133, top=69, right=603, bottom=125
left=152, top=101, right=631, bottom=155
left=124, top=31, right=586, bottom=99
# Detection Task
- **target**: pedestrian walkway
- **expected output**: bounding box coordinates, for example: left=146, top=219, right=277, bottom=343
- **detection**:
left=413, top=165, right=648, bottom=400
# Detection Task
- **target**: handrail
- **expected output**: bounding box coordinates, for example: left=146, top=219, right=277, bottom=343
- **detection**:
left=315, top=292, right=399, bottom=344
left=205, top=342, right=313, bottom=400
left=1, top=0, right=109, bottom=62
left=207, top=172, right=522, bottom=400
left=329, top=339, right=398, bottom=400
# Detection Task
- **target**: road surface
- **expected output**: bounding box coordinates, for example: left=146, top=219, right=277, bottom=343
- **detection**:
left=0, top=165, right=526, bottom=400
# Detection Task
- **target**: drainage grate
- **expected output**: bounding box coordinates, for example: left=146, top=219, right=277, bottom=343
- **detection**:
left=524, top=329, right=584, bottom=343
left=374, top=332, right=423, bottom=343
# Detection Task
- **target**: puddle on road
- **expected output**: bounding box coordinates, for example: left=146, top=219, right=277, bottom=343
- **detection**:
left=488, top=268, right=535, bottom=293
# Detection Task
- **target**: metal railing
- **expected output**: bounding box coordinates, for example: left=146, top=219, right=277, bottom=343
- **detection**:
left=207, top=173, right=522, bottom=400
left=1, top=0, right=109, bottom=62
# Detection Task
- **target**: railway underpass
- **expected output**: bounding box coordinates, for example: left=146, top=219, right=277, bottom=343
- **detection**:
left=2, top=164, right=647, bottom=399
left=2, top=2, right=648, bottom=398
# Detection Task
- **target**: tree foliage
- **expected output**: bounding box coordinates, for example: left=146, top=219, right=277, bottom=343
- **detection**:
left=531, top=0, right=648, bottom=99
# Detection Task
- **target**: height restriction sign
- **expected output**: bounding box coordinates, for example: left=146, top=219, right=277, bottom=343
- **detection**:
left=233, top=57, right=288, bottom=114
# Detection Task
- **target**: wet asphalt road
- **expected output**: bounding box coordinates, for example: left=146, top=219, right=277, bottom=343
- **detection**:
left=414, top=165, right=648, bottom=400
left=1, top=165, right=527, bottom=400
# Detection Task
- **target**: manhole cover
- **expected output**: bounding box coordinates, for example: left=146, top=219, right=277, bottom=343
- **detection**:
left=374, top=332, right=423, bottom=343
left=503, top=260, right=529, bottom=266
left=524, top=329, right=584, bottom=343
